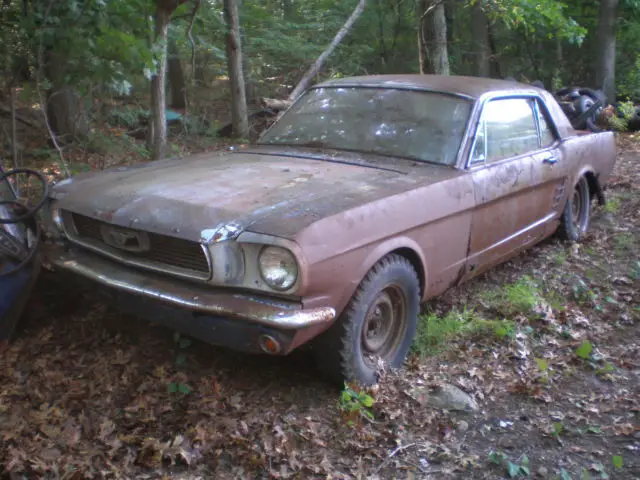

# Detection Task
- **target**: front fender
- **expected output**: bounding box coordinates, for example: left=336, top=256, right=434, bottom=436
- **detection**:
left=332, top=236, right=428, bottom=316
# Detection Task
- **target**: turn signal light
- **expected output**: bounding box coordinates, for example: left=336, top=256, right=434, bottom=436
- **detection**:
left=258, top=334, right=281, bottom=355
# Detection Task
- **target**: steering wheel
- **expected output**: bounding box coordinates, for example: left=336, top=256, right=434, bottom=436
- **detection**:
left=0, top=167, right=49, bottom=277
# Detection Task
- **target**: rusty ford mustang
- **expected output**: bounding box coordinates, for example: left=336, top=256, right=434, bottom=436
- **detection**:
left=41, top=75, right=616, bottom=384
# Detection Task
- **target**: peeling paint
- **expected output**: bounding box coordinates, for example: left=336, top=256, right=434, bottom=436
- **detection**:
left=200, top=223, right=243, bottom=244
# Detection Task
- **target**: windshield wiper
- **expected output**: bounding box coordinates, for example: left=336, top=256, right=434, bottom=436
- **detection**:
left=246, top=145, right=408, bottom=174
left=258, top=141, right=331, bottom=149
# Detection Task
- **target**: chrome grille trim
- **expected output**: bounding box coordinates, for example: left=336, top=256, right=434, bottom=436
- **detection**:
left=61, top=210, right=212, bottom=281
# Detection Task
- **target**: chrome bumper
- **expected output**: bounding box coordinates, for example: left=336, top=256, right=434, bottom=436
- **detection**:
left=44, top=245, right=336, bottom=330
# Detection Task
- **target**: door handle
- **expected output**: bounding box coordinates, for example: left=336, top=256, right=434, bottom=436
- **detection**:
left=542, top=155, right=559, bottom=165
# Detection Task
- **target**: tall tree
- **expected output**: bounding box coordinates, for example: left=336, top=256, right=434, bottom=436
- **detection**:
left=149, top=0, right=189, bottom=159
left=168, top=36, right=186, bottom=110
left=150, top=2, right=170, bottom=159
left=595, top=0, right=619, bottom=103
left=287, top=0, right=367, bottom=101
left=44, top=51, right=89, bottom=141
left=471, top=1, right=491, bottom=77
left=418, top=0, right=450, bottom=75
left=36, top=1, right=89, bottom=141
left=223, top=0, right=249, bottom=138
left=429, top=1, right=449, bottom=75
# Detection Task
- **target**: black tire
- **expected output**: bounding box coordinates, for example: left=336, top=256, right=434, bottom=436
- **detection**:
left=314, top=254, right=420, bottom=386
left=558, top=176, right=591, bottom=242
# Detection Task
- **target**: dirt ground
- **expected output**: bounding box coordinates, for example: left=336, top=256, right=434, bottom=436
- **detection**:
left=0, top=136, right=638, bottom=479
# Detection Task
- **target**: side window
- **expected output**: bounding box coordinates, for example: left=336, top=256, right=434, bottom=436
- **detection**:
left=471, top=115, right=487, bottom=164
left=535, top=100, right=556, bottom=148
left=471, top=97, right=540, bottom=164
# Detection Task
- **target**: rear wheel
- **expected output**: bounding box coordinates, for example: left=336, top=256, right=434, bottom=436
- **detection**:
left=558, top=176, right=591, bottom=242
left=314, top=254, right=420, bottom=385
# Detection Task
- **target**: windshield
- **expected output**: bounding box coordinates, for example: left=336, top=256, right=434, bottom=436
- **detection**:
left=258, top=87, right=472, bottom=166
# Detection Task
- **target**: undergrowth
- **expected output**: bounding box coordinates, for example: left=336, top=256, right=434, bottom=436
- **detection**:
left=411, top=276, right=548, bottom=358
left=412, top=307, right=515, bottom=358
left=480, top=275, right=542, bottom=317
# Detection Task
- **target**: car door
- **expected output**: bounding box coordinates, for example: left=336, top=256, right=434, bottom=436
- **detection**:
left=461, top=96, right=566, bottom=278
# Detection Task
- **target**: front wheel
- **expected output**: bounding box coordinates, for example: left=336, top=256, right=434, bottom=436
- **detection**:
left=314, top=254, right=420, bottom=385
left=558, top=176, right=591, bottom=242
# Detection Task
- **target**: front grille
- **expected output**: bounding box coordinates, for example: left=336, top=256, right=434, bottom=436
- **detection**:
left=66, top=212, right=210, bottom=277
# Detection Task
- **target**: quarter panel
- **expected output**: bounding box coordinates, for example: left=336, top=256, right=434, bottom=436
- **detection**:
left=559, top=131, right=617, bottom=190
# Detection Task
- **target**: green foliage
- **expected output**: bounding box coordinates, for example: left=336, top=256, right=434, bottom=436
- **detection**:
left=480, top=0, right=587, bottom=44
left=612, top=455, right=623, bottom=470
left=488, top=450, right=531, bottom=477
left=481, top=276, right=541, bottom=317
left=167, top=382, right=191, bottom=395
left=607, top=99, right=638, bottom=132
left=570, top=277, right=599, bottom=306
left=617, top=7, right=640, bottom=100
left=552, top=421, right=565, bottom=438
left=29, top=0, right=155, bottom=93
left=413, top=308, right=477, bottom=355
left=412, top=308, right=515, bottom=357
left=553, top=252, right=567, bottom=266
left=108, top=106, right=150, bottom=130
left=535, top=357, right=549, bottom=372
left=602, top=197, right=621, bottom=214
left=1, top=0, right=638, bottom=165
left=630, top=261, right=640, bottom=281
left=575, top=340, right=593, bottom=359
left=167, top=332, right=192, bottom=396
left=339, top=383, right=375, bottom=426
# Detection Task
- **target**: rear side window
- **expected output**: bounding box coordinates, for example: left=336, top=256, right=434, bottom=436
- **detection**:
left=536, top=100, right=556, bottom=148
left=472, top=98, right=539, bottom=164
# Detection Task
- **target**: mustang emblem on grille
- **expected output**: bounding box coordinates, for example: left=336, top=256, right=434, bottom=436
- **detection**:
left=100, top=225, right=150, bottom=253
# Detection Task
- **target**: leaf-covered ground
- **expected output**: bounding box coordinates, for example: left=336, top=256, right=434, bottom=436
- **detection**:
left=1, top=136, right=638, bottom=479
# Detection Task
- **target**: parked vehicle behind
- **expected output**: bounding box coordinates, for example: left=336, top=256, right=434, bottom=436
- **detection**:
left=1, top=167, right=47, bottom=347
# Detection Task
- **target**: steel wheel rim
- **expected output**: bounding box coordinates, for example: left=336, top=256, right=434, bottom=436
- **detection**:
left=571, top=187, right=582, bottom=228
left=571, top=185, right=586, bottom=231
left=361, top=285, right=406, bottom=365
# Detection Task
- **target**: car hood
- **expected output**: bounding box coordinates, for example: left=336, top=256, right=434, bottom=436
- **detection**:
left=50, top=147, right=461, bottom=243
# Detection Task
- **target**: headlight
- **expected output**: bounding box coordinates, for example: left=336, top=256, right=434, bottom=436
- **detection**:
left=258, top=246, right=298, bottom=291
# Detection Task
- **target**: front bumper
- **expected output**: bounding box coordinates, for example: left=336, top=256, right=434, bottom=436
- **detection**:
left=44, top=245, right=336, bottom=347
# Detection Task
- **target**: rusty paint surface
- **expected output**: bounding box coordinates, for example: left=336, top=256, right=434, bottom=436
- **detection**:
left=50, top=146, right=464, bottom=243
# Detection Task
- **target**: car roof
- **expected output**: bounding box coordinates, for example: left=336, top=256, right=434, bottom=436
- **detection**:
left=313, top=74, right=541, bottom=99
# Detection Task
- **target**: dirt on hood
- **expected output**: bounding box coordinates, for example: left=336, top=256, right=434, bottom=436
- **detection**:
left=49, top=147, right=461, bottom=242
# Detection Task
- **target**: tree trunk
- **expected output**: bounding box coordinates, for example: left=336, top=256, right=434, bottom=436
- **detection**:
left=44, top=50, right=89, bottom=141
left=223, top=0, right=249, bottom=139
left=150, top=6, right=171, bottom=160
left=551, top=34, right=563, bottom=91
left=428, top=1, right=449, bottom=75
left=471, top=1, right=491, bottom=77
left=168, top=37, right=186, bottom=110
left=287, top=0, right=367, bottom=102
left=418, top=0, right=449, bottom=75
left=595, top=0, right=619, bottom=104
left=487, top=22, right=501, bottom=78
left=417, top=0, right=429, bottom=74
